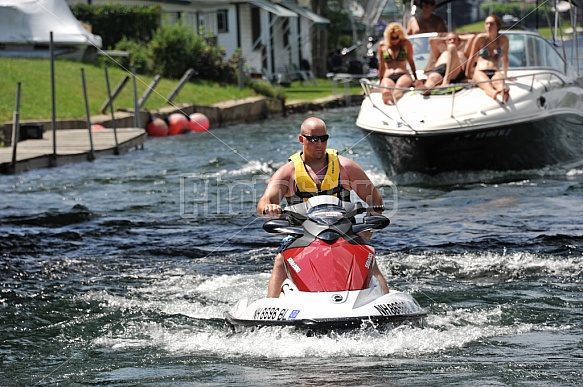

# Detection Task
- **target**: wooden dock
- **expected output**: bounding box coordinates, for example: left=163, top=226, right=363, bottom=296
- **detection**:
left=0, top=127, right=147, bottom=174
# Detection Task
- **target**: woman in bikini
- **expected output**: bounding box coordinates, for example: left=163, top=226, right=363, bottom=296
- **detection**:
left=467, top=15, right=510, bottom=103
left=378, top=23, right=417, bottom=104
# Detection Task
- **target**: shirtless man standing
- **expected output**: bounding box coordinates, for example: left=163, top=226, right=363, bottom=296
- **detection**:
left=407, top=0, right=447, bottom=35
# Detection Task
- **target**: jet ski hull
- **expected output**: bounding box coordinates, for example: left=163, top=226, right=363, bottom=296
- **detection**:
left=225, top=280, right=427, bottom=331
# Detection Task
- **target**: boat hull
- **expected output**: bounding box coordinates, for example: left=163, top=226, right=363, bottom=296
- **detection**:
left=362, top=112, right=583, bottom=175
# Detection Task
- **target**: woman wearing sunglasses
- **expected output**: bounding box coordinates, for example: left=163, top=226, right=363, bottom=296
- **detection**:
left=378, top=23, right=418, bottom=104
left=258, top=117, right=389, bottom=298
left=407, top=0, right=447, bottom=35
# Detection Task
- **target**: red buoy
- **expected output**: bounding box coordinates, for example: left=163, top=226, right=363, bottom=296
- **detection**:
left=189, top=113, right=210, bottom=132
left=146, top=117, right=169, bottom=137
left=168, top=113, right=190, bottom=135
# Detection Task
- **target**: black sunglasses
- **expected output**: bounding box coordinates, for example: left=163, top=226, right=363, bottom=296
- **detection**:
left=302, top=134, right=329, bottom=143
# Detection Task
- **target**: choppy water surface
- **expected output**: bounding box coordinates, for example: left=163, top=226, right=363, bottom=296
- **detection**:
left=1, top=108, right=582, bottom=386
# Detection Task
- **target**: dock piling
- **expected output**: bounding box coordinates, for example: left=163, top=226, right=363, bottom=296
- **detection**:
left=81, top=68, right=96, bottom=161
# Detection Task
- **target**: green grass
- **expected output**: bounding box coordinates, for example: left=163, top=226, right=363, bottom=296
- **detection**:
left=0, top=58, right=363, bottom=124
left=0, top=58, right=255, bottom=124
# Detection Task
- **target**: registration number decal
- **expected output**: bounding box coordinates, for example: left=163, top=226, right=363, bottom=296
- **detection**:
left=253, top=307, right=289, bottom=320
left=374, top=301, right=412, bottom=316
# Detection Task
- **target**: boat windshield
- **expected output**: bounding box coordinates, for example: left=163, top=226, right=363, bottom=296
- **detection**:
left=507, top=33, right=566, bottom=72
left=408, top=32, right=567, bottom=74
left=408, top=33, right=436, bottom=79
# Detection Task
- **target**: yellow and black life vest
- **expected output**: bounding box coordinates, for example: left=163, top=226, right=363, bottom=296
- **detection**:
left=286, top=149, right=350, bottom=204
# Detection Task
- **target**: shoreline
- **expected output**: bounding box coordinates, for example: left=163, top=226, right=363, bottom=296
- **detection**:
left=0, top=93, right=363, bottom=174
left=1, top=93, right=364, bottom=137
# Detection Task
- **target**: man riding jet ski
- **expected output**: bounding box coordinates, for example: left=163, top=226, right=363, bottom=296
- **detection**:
left=225, top=117, right=426, bottom=330
left=257, top=117, right=389, bottom=298
left=224, top=195, right=427, bottom=330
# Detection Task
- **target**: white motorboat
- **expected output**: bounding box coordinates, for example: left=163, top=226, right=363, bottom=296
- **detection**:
left=356, top=29, right=583, bottom=175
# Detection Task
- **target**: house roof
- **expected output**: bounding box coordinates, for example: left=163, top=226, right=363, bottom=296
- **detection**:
left=279, top=0, right=330, bottom=24
left=248, top=0, right=297, bottom=18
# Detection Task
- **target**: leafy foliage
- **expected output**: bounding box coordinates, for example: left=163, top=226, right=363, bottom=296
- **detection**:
left=148, top=23, right=239, bottom=83
left=110, top=38, right=152, bottom=74
left=71, top=3, right=161, bottom=49
left=326, top=0, right=353, bottom=51
left=248, top=80, right=286, bottom=101
left=479, top=2, right=539, bottom=27
left=150, top=22, right=200, bottom=80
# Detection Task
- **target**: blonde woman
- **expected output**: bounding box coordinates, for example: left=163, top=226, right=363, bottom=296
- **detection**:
left=467, top=15, right=510, bottom=103
left=378, top=23, right=417, bottom=104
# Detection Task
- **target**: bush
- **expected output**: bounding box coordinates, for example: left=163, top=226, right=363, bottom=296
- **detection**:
left=249, top=80, right=286, bottom=101
left=221, top=49, right=244, bottom=85
left=150, top=23, right=240, bottom=83
left=112, top=38, right=152, bottom=74
left=72, top=3, right=161, bottom=49
left=150, top=23, right=199, bottom=79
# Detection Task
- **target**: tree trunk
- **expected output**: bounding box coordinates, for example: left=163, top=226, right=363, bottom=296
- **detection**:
left=311, top=0, right=328, bottom=78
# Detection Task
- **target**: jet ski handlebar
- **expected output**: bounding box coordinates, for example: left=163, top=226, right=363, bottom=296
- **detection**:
left=263, top=195, right=389, bottom=235
left=282, top=195, right=383, bottom=216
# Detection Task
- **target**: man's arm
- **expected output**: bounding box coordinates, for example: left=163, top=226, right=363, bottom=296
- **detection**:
left=407, top=16, right=418, bottom=35
left=257, top=163, right=293, bottom=217
left=339, top=156, right=383, bottom=206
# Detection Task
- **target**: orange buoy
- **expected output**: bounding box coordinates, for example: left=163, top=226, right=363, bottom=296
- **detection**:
left=146, top=117, right=169, bottom=137
left=189, top=113, right=210, bottom=132
left=91, top=124, right=106, bottom=131
left=168, top=113, right=190, bottom=135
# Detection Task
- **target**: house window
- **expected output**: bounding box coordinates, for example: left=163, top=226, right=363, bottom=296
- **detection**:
left=251, top=6, right=261, bottom=50
left=283, top=18, right=289, bottom=48
left=217, top=9, right=228, bottom=33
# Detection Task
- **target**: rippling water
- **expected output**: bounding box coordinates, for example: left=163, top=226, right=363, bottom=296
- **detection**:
left=1, top=108, right=582, bottom=385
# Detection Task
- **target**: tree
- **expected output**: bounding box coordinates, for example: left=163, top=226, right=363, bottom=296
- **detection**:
left=311, top=0, right=329, bottom=77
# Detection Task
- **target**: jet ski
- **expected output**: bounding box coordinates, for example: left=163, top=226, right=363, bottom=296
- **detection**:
left=224, top=195, right=427, bottom=331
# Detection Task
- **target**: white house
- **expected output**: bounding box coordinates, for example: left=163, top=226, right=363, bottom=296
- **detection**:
left=66, top=0, right=330, bottom=80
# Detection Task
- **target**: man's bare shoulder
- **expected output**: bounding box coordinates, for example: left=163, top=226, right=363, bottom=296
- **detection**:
left=271, top=160, right=294, bottom=179
left=337, top=154, right=354, bottom=164
left=338, top=155, right=365, bottom=173
left=431, top=14, right=447, bottom=28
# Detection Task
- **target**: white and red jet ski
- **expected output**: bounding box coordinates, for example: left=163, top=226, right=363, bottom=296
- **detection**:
left=224, top=195, right=427, bottom=331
